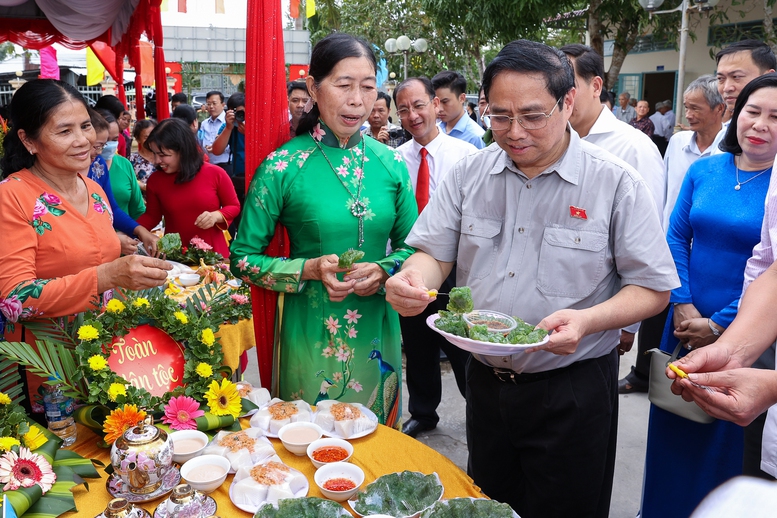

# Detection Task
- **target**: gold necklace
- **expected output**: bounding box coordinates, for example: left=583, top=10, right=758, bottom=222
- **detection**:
left=313, top=138, right=367, bottom=248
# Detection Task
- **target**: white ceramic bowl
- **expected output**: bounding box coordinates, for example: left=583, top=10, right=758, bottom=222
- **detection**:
left=314, top=462, right=364, bottom=502
left=178, top=273, right=201, bottom=286
left=180, top=454, right=230, bottom=494
left=306, top=437, right=354, bottom=469
left=278, top=422, right=323, bottom=456
left=169, top=430, right=208, bottom=464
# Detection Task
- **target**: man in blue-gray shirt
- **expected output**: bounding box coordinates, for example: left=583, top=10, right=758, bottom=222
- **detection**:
left=432, top=70, right=485, bottom=149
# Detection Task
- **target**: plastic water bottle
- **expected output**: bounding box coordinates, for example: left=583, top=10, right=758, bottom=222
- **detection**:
left=43, top=378, right=77, bottom=447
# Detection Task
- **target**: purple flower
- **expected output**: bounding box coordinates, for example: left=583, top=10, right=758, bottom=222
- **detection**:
left=32, top=200, right=47, bottom=219
left=0, top=295, right=22, bottom=322
left=41, top=193, right=61, bottom=205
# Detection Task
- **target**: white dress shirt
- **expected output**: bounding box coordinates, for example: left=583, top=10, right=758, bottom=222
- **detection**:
left=199, top=110, right=230, bottom=164
left=662, top=130, right=719, bottom=228
left=710, top=120, right=731, bottom=156
left=650, top=112, right=670, bottom=139
left=396, top=129, right=479, bottom=198
left=663, top=109, right=676, bottom=131
left=583, top=107, right=667, bottom=335
left=583, top=107, right=666, bottom=226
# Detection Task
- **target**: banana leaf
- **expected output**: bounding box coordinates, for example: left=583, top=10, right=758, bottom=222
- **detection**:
left=0, top=341, right=87, bottom=401
left=0, top=357, right=25, bottom=403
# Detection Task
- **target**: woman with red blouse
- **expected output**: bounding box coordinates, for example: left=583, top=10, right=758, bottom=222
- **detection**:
left=138, top=118, right=240, bottom=258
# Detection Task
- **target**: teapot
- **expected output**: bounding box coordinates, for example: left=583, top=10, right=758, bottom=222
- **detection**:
left=110, top=415, right=174, bottom=494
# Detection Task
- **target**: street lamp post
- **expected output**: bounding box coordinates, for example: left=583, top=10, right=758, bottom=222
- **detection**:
left=638, top=0, right=720, bottom=128
left=384, top=35, right=428, bottom=80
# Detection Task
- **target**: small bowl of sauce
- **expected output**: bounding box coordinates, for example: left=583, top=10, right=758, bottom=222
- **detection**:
left=314, top=461, right=364, bottom=502
left=307, top=437, right=354, bottom=468
left=278, top=422, right=324, bottom=456
left=170, top=430, right=208, bottom=464
left=463, top=310, right=517, bottom=335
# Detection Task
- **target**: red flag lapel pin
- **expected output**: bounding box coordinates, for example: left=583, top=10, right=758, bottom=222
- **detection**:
left=569, top=205, right=587, bottom=220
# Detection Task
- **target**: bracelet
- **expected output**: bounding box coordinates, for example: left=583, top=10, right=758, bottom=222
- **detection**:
left=708, top=318, right=721, bottom=336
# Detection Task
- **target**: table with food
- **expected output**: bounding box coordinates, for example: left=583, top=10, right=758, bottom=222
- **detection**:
left=65, top=390, right=518, bottom=518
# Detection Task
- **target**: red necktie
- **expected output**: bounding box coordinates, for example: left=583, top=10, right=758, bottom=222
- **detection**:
left=416, top=147, right=430, bottom=213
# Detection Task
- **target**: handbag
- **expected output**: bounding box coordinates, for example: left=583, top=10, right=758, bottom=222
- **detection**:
left=647, top=343, right=715, bottom=424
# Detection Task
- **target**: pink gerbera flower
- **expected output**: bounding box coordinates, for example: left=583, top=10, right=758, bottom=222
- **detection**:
left=162, top=395, right=205, bottom=431
left=0, top=447, right=56, bottom=493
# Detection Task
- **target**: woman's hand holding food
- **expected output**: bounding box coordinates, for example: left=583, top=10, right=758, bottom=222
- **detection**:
left=303, top=254, right=355, bottom=302
left=97, top=255, right=171, bottom=292
left=385, top=269, right=435, bottom=317
left=117, top=232, right=139, bottom=256
left=343, top=262, right=389, bottom=297
left=194, top=210, right=224, bottom=229
left=134, top=226, right=161, bottom=257
left=674, top=317, right=724, bottom=349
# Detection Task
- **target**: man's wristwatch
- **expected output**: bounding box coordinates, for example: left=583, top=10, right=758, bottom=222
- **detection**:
left=708, top=318, right=721, bottom=336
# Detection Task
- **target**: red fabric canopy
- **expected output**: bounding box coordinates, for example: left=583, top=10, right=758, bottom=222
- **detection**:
left=246, top=0, right=291, bottom=390
left=0, top=0, right=169, bottom=120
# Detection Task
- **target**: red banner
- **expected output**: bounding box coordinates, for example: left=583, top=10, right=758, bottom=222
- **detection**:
left=107, top=324, right=186, bottom=397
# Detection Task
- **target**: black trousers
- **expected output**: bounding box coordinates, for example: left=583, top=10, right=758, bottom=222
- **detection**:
left=466, top=349, right=619, bottom=518
left=399, top=272, right=469, bottom=427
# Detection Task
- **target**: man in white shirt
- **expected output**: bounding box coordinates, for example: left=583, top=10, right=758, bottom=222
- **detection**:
left=662, top=99, right=676, bottom=133
left=562, top=44, right=667, bottom=381
left=663, top=75, right=725, bottom=226
left=650, top=101, right=670, bottom=156
left=393, top=77, right=479, bottom=438
left=711, top=40, right=776, bottom=154
left=199, top=90, right=230, bottom=165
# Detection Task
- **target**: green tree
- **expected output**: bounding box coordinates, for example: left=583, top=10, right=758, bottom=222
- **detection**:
left=307, top=0, right=495, bottom=89
left=0, top=42, right=14, bottom=62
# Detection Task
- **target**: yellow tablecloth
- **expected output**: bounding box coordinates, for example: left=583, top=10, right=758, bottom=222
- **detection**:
left=71, top=421, right=483, bottom=517
left=215, top=318, right=256, bottom=373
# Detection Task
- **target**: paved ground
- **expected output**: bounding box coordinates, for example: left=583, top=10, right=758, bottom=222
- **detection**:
left=244, top=345, right=650, bottom=517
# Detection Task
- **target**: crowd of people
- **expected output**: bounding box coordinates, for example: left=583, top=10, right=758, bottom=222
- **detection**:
left=4, top=31, right=777, bottom=518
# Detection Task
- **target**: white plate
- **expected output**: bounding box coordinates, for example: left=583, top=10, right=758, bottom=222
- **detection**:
left=426, top=314, right=549, bottom=355
left=228, top=458, right=309, bottom=514
left=348, top=472, right=443, bottom=518
left=203, top=431, right=274, bottom=474
left=165, top=260, right=196, bottom=279
left=251, top=399, right=316, bottom=438
left=318, top=403, right=379, bottom=440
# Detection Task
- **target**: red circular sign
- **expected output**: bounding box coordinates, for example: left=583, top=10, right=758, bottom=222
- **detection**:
left=107, top=324, right=186, bottom=397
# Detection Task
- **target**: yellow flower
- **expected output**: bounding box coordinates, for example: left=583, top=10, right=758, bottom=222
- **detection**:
left=77, top=324, right=100, bottom=341
left=204, top=379, right=241, bottom=418
left=103, top=405, right=146, bottom=444
left=22, top=425, right=48, bottom=450
left=106, top=299, right=126, bottom=314
left=174, top=311, right=189, bottom=324
left=0, top=392, right=11, bottom=405
left=0, top=437, right=20, bottom=451
left=88, top=355, right=108, bottom=371
left=195, top=363, right=213, bottom=378
left=132, top=298, right=150, bottom=308
left=108, top=383, right=127, bottom=402
left=200, top=328, right=215, bottom=347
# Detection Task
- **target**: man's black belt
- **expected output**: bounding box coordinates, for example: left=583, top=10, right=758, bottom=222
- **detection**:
left=489, top=354, right=601, bottom=385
